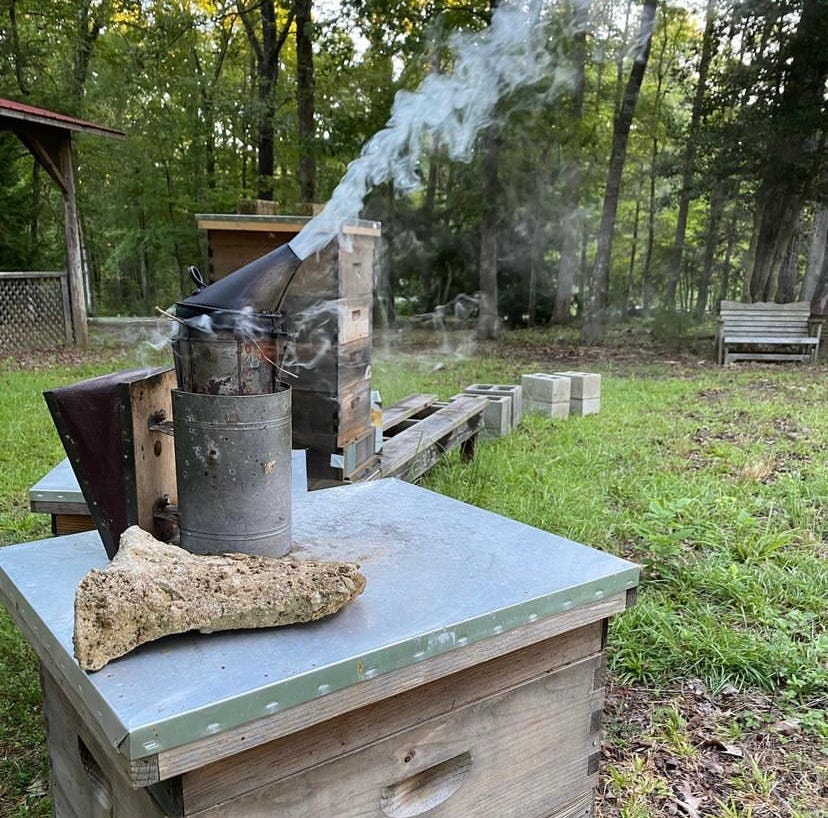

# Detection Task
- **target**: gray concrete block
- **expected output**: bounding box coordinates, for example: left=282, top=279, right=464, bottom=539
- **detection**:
left=480, top=395, right=513, bottom=438
left=569, top=397, right=601, bottom=416
left=551, top=371, right=601, bottom=400
left=525, top=398, right=570, bottom=419
left=464, top=384, right=523, bottom=427
left=520, top=373, right=571, bottom=404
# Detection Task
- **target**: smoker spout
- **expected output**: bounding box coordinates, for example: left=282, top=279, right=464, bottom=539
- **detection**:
left=177, top=243, right=302, bottom=319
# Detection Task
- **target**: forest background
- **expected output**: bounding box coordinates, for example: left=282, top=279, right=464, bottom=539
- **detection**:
left=0, top=0, right=826, bottom=342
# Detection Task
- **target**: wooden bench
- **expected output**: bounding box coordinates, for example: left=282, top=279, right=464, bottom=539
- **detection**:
left=716, top=300, right=821, bottom=364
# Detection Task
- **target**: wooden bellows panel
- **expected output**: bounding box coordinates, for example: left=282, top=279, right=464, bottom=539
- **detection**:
left=44, top=367, right=178, bottom=557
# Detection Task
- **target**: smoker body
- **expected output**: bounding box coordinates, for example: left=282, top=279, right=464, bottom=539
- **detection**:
left=173, top=319, right=284, bottom=396
left=173, top=389, right=292, bottom=557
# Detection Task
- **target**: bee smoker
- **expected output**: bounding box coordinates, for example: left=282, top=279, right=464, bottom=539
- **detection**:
left=172, top=244, right=302, bottom=557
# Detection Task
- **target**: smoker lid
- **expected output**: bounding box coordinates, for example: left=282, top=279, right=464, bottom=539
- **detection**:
left=177, top=243, right=302, bottom=318
left=0, top=479, right=639, bottom=767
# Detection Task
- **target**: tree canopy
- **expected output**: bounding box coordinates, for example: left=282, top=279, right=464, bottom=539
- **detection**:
left=1, top=0, right=825, bottom=330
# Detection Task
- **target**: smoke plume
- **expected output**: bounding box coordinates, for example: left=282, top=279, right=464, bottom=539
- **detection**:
left=289, top=0, right=567, bottom=261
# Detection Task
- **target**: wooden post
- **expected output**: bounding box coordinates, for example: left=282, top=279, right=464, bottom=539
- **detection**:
left=59, top=137, right=88, bottom=347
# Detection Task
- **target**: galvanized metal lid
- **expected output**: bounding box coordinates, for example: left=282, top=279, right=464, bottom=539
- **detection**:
left=1, top=478, right=638, bottom=764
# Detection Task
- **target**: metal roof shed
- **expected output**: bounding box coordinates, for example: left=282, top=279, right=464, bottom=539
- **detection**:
left=0, top=98, right=124, bottom=346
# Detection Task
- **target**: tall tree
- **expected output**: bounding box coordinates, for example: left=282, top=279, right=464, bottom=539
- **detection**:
left=552, top=0, right=590, bottom=324
left=582, top=0, right=658, bottom=342
left=295, top=0, right=315, bottom=204
left=236, top=0, right=295, bottom=200
left=800, top=203, right=828, bottom=302
left=4, top=0, right=30, bottom=95
left=476, top=0, right=501, bottom=341
left=191, top=1, right=237, bottom=192
left=665, top=0, right=716, bottom=310
left=477, top=125, right=501, bottom=339
left=742, top=0, right=828, bottom=302
left=70, top=0, right=112, bottom=112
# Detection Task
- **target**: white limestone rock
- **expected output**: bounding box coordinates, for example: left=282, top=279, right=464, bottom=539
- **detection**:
left=74, top=526, right=366, bottom=671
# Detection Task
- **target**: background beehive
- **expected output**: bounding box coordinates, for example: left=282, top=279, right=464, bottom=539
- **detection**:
left=196, top=214, right=381, bottom=485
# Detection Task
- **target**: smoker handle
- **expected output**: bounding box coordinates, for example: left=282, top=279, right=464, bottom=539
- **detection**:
left=380, top=751, right=472, bottom=817
left=188, top=265, right=208, bottom=290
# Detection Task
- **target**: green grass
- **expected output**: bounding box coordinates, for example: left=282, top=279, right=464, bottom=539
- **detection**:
left=1, top=333, right=826, bottom=816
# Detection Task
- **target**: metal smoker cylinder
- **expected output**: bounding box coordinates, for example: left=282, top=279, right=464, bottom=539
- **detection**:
left=172, top=388, right=292, bottom=557
left=172, top=243, right=303, bottom=557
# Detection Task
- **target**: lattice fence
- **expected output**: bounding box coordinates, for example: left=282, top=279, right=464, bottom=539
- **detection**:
left=0, top=272, right=73, bottom=353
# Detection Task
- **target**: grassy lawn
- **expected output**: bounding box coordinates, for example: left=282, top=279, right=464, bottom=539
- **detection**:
left=1, top=328, right=826, bottom=817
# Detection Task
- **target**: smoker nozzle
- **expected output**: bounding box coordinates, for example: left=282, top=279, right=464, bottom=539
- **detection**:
left=176, top=243, right=302, bottom=321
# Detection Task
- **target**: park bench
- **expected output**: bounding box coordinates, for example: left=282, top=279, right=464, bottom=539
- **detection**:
left=716, top=300, right=821, bottom=365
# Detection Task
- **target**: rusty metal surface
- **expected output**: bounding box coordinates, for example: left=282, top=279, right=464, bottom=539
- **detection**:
left=0, top=478, right=639, bottom=764
left=173, top=327, right=285, bottom=396
left=44, top=367, right=173, bottom=558
left=173, top=388, right=293, bottom=557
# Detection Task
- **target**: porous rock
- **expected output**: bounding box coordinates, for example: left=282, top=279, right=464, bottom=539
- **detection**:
left=74, top=526, right=366, bottom=671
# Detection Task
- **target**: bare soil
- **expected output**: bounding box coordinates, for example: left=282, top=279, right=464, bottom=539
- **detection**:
left=598, top=678, right=827, bottom=817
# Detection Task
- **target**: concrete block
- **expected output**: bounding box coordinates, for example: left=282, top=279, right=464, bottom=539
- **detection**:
left=569, top=397, right=601, bottom=416
left=480, top=395, right=513, bottom=438
left=524, top=398, right=570, bottom=419
left=520, top=373, right=571, bottom=404
left=464, top=384, right=523, bottom=427
left=551, top=371, right=601, bottom=400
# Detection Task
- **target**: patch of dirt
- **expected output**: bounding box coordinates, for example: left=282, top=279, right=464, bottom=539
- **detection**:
left=597, top=677, right=827, bottom=817
left=0, top=345, right=127, bottom=371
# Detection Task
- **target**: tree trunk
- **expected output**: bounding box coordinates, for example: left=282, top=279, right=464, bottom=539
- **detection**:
left=552, top=0, right=589, bottom=324
left=694, top=182, right=726, bottom=318
left=295, top=0, right=316, bottom=204
left=742, top=0, right=828, bottom=302
left=237, top=0, right=294, bottom=201
left=665, top=0, right=716, bottom=309
left=192, top=16, right=233, bottom=193
left=71, top=0, right=110, bottom=112
left=626, top=174, right=643, bottom=311
left=641, top=134, right=657, bottom=309
left=8, top=0, right=30, bottom=95
left=477, top=125, right=501, bottom=340
left=744, top=196, right=802, bottom=302
left=777, top=216, right=800, bottom=303
left=582, top=0, right=657, bottom=343
left=800, top=204, right=828, bottom=302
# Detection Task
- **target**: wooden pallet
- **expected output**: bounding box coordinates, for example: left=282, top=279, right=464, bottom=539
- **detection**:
left=379, top=394, right=487, bottom=482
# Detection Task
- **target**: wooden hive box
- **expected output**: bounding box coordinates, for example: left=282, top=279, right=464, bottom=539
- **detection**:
left=195, top=214, right=381, bottom=486
left=0, top=479, right=640, bottom=818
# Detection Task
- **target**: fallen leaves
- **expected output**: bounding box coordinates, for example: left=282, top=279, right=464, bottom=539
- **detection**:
left=596, top=676, right=828, bottom=818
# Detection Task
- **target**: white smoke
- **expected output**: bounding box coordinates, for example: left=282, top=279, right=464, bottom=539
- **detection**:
left=289, top=0, right=569, bottom=260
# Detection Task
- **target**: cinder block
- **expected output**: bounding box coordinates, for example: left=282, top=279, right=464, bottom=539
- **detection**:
left=569, top=397, right=601, bottom=416
left=525, top=398, right=570, bottom=419
left=520, top=374, right=571, bottom=404
left=464, top=384, right=523, bottom=427
left=551, top=371, right=601, bottom=400
left=481, top=395, right=513, bottom=438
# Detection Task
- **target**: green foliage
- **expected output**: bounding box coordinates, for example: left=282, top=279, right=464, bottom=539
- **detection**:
left=2, top=0, right=822, bottom=321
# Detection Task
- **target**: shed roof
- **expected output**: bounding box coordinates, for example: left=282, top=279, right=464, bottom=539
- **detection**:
left=0, top=97, right=124, bottom=139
